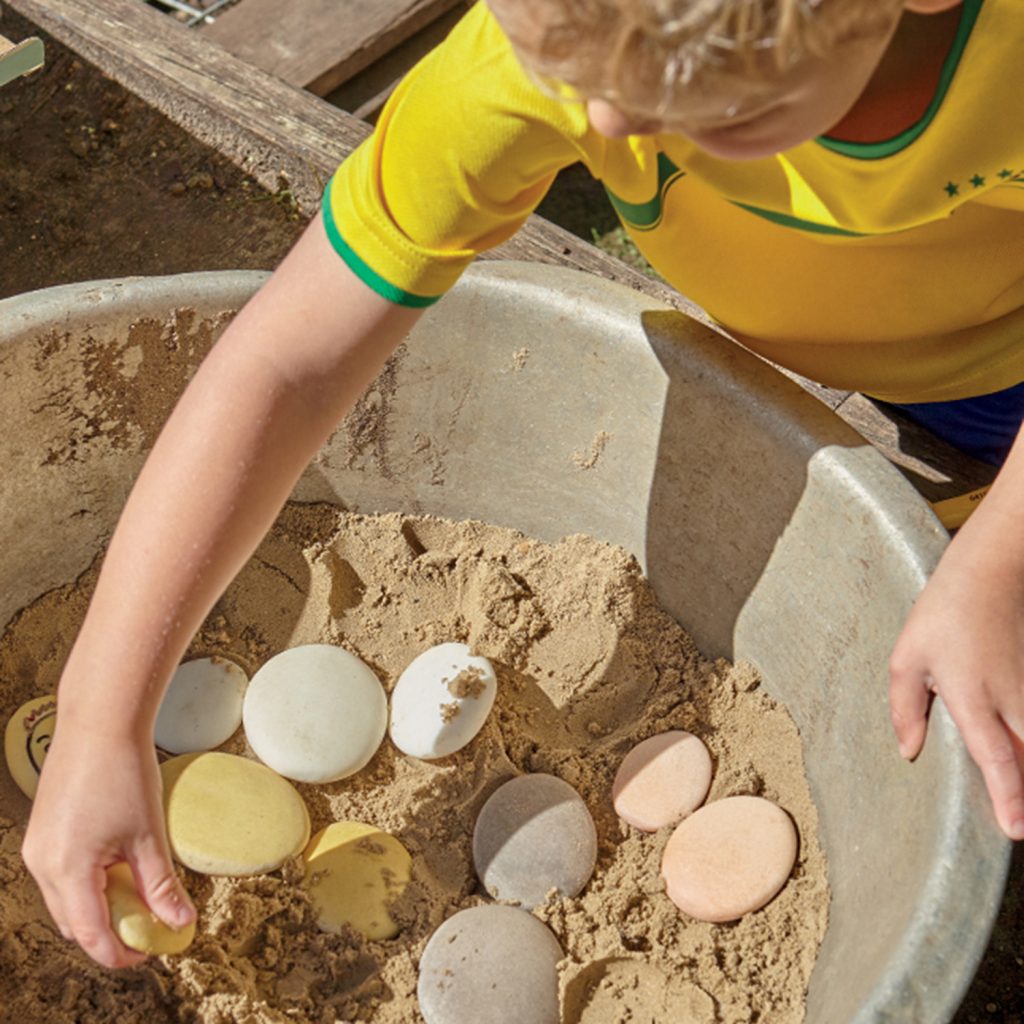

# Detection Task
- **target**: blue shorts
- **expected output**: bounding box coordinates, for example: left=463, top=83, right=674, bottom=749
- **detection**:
left=878, top=381, right=1024, bottom=467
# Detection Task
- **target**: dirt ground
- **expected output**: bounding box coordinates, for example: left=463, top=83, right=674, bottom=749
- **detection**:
left=0, top=16, right=304, bottom=301
left=0, top=18, right=1021, bottom=1023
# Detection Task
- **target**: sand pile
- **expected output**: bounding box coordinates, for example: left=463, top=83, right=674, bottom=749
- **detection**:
left=0, top=504, right=829, bottom=1023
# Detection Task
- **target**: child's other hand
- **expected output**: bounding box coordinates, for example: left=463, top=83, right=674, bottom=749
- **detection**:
left=21, top=723, right=195, bottom=967
left=889, top=504, right=1024, bottom=841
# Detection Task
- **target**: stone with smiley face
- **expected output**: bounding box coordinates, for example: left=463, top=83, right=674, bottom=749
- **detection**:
left=4, top=695, right=56, bottom=799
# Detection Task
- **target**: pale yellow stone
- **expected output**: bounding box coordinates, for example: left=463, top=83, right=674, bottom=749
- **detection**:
left=161, top=752, right=311, bottom=875
left=302, top=821, right=412, bottom=940
left=105, top=862, right=195, bottom=955
left=4, top=695, right=56, bottom=799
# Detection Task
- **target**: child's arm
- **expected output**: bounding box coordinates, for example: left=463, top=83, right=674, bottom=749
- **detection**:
left=21, top=212, right=425, bottom=967
left=890, top=426, right=1024, bottom=841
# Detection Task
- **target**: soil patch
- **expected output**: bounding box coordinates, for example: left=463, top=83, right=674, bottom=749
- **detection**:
left=0, top=10, right=304, bottom=303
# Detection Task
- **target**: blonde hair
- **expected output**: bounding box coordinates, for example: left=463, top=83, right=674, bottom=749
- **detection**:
left=487, top=0, right=902, bottom=114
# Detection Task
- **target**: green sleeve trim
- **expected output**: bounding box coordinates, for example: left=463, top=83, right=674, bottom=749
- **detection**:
left=321, top=181, right=442, bottom=309
left=816, top=0, right=982, bottom=161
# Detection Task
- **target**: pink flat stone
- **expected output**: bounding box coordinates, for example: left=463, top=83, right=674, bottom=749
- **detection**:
left=612, top=731, right=712, bottom=832
left=660, top=795, right=797, bottom=923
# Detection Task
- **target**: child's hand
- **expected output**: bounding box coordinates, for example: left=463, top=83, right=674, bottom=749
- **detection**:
left=889, top=498, right=1024, bottom=841
left=18, top=215, right=421, bottom=966
left=21, top=721, right=194, bottom=967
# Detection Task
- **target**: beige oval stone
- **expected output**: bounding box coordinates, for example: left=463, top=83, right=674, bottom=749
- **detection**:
left=4, top=695, right=56, bottom=799
left=161, top=752, right=310, bottom=875
left=612, top=731, right=712, bottom=832
left=418, top=905, right=562, bottom=1024
left=302, top=821, right=412, bottom=939
left=661, top=795, right=797, bottom=923
left=105, top=862, right=195, bottom=955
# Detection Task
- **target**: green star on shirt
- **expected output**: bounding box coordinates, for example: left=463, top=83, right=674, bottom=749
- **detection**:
left=970, top=173, right=986, bottom=188
left=944, top=181, right=959, bottom=197
left=999, top=168, right=1014, bottom=178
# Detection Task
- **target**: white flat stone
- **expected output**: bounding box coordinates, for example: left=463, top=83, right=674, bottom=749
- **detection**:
left=418, top=906, right=562, bottom=1024
left=243, top=644, right=387, bottom=783
left=389, top=643, right=497, bottom=760
left=155, top=656, right=248, bottom=755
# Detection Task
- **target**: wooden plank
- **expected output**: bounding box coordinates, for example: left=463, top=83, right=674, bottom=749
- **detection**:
left=5, top=0, right=995, bottom=501
left=202, top=0, right=466, bottom=96
left=836, top=392, right=996, bottom=502
left=772, top=367, right=850, bottom=411
left=325, top=3, right=465, bottom=118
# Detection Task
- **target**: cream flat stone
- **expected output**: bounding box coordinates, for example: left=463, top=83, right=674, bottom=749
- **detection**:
left=302, top=820, right=412, bottom=940
left=243, top=644, right=387, bottom=783
left=155, top=656, right=248, bottom=754
left=389, top=643, right=497, bottom=760
left=612, top=731, right=713, bottom=832
left=105, top=862, right=195, bottom=955
left=4, top=694, right=56, bottom=799
left=661, top=795, right=798, bottom=923
left=161, top=751, right=310, bottom=875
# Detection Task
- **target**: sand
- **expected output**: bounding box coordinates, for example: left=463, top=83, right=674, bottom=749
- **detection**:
left=0, top=504, right=829, bottom=1024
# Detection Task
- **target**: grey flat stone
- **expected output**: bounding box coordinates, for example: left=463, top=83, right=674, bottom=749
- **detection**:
left=417, top=905, right=562, bottom=1024
left=473, top=773, right=597, bottom=908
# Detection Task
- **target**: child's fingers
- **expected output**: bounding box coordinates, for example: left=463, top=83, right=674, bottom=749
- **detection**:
left=129, top=834, right=195, bottom=931
left=61, top=863, right=146, bottom=969
left=946, top=696, right=1024, bottom=841
left=888, top=653, right=932, bottom=760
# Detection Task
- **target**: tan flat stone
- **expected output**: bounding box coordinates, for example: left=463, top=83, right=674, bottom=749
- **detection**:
left=161, top=752, right=310, bottom=875
left=302, top=820, right=412, bottom=940
left=105, top=862, right=195, bottom=955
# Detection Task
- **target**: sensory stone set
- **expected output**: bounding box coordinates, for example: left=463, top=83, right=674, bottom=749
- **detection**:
left=6, top=639, right=797, bottom=1023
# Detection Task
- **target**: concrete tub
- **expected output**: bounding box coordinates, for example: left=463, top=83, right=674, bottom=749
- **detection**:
left=0, top=263, right=1009, bottom=1022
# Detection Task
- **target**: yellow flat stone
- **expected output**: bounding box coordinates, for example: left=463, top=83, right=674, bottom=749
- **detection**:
left=4, top=695, right=56, bottom=799
left=302, top=821, right=412, bottom=940
left=161, top=752, right=311, bottom=876
left=105, top=862, right=195, bottom=955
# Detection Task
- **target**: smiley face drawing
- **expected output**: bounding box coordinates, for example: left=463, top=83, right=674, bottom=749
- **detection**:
left=4, top=695, right=56, bottom=799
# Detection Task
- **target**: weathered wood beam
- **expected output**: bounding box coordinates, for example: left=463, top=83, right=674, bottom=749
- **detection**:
left=202, top=0, right=466, bottom=97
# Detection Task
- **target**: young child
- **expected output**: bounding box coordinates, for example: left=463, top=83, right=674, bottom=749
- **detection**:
left=22, top=0, right=1024, bottom=968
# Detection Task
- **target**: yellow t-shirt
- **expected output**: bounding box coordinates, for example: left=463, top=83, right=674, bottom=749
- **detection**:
left=324, top=0, right=1024, bottom=402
